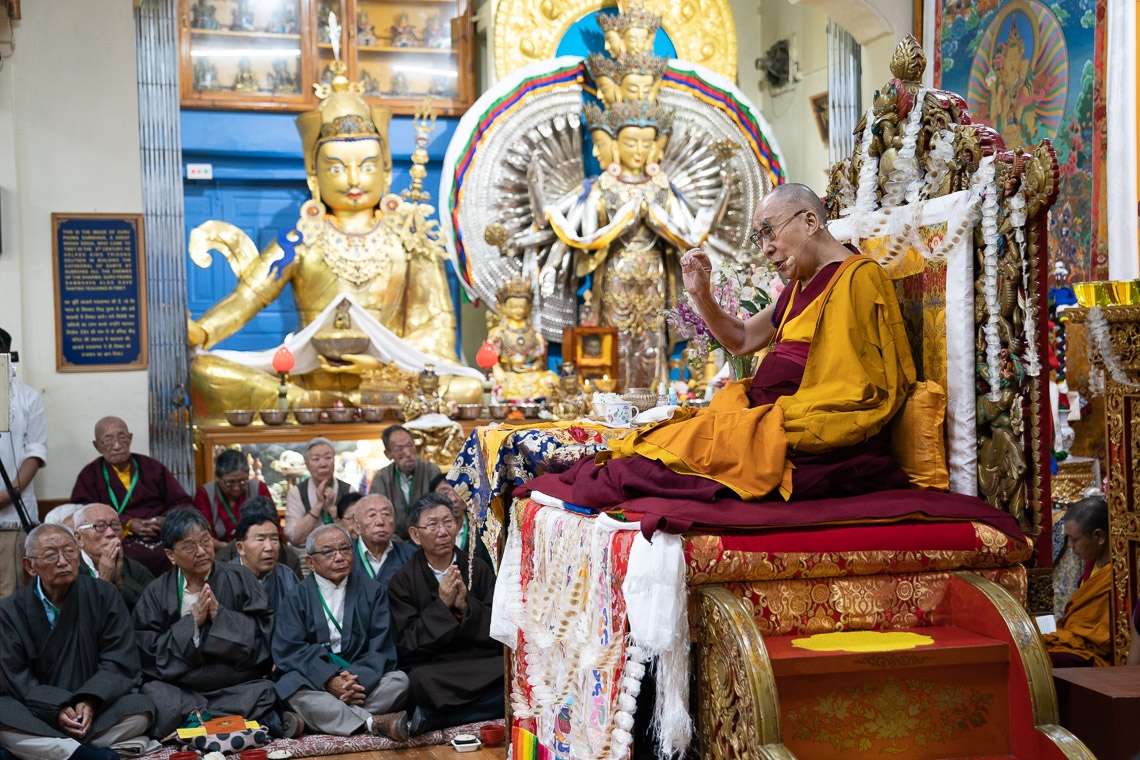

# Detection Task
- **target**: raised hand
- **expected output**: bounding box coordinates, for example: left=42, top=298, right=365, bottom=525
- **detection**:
left=681, top=248, right=713, bottom=296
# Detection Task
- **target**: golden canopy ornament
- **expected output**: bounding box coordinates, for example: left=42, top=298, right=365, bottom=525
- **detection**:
left=492, top=0, right=737, bottom=81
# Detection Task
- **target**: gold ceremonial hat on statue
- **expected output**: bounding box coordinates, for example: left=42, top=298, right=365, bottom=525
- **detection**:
left=295, top=17, right=392, bottom=178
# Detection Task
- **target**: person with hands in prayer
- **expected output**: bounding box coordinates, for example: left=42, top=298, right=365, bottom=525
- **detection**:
left=285, top=438, right=356, bottom=546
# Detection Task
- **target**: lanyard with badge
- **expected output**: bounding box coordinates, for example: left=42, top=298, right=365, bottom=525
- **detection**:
left=101, top=458, right=140, bottom=514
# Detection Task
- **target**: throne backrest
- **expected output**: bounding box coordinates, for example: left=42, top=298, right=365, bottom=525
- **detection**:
left=822, top=36, right=1059, bottom=538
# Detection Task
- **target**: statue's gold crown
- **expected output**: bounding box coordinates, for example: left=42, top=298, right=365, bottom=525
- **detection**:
left=585, top=51, right=668, bottom=84
left=584, top=103, right=607, bottom=133
left=496, top=274, right=534, bottom=305
left=598, top=0, right=662, bottom=37
left=295, top=59, right=394, bottom=176
left=600, top=100, right=673, bottom=136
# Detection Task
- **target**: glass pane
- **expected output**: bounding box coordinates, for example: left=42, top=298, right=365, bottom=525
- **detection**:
left=187, top=0, right=303, bottom=96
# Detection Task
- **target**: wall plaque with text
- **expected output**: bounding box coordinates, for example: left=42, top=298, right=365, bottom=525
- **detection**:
left=52, top=213, right=148, bottom=372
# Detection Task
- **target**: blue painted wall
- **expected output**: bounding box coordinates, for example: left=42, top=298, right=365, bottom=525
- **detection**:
left=182, top=110, right=460, bottom=352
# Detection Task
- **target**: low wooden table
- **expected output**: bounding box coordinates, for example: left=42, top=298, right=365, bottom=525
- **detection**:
left=1053, top=666, right=1140, bottom=759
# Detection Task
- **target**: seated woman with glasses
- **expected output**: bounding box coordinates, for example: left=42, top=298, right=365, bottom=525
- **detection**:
left=561, top=182, right=915, bottom=506
left=132, top=508, right=301, bottom=740
left=388, top=493, right=503, bottom=736
left=194, top=449, right=273, bottom=550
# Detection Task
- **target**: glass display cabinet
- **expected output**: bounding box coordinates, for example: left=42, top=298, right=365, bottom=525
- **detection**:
left=181, top=0, right=474, bottom=115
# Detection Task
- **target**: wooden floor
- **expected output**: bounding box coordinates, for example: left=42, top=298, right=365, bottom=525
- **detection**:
left=306, top=746, right=507, bottom=759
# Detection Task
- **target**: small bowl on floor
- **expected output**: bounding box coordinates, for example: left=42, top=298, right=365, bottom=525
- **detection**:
left=451, top=733, right=482, bottom=753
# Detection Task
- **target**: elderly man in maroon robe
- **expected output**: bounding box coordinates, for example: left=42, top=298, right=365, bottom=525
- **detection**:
left=0, top=524, right=155, bottom=760
left=70, top=417, right=194, bottom=576
left=388, top=493, right=503, bottom=735
left=132, top=509, right=298, bottom=739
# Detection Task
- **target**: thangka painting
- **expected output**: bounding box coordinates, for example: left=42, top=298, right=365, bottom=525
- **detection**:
left=934, top=0, right=1109, bottom=283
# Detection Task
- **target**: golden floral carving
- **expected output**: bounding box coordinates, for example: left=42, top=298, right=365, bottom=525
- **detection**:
left=715, top=568, right=1026, bottom=637
left=683, top=527, right=1030, bottom=585
left=493, top=0, right=737, bottom=81
left=695, top=587, right=785, bottom=758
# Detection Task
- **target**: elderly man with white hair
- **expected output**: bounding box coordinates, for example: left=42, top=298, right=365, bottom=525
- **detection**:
left=72, top=504, right=154, bottom=612
left=272, top=524, right=410, bottom=740
left=0, top=524, right=154, bottom=760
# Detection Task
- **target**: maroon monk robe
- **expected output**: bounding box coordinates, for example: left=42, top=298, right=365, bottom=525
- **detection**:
left=71, top=453, right=194, bottom=575
left=563, top=260, right=909, bottom=508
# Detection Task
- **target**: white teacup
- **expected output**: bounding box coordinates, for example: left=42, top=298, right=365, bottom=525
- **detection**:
left=604, top=400, right=640, bottom=427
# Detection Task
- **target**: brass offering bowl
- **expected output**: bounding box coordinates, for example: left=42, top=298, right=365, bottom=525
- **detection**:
left=224, top=409, right=254, bottom=426
left=259, top=409, right=288, bottom=425
left=292, top=408, right=320, bottom=424
left=454, top=404, right=483, bottom=420
left=311, top=328, right=370, bottom=361
left=488, top=405, right=508, bottom=420
left=508, top=402, right=542, bottom=418
left=328, top=407, right=356, bottom=423
left=361, top=406, right=389, bottom=423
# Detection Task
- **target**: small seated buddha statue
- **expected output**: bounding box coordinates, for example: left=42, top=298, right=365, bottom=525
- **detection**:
left=402, top=364, right=445, bottom=421
left=485, top=276, right=559, bottom=402
left=549, top=363, right=587, bottom=421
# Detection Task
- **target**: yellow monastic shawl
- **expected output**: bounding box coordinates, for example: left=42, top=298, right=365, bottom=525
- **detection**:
left=1042, top=563, right=1113, bottom=666
left=600, top=255, right=916, bottom=500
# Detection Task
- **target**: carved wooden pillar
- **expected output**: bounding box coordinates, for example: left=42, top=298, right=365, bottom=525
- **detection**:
left=1069, top=306, right=1140, bottom=664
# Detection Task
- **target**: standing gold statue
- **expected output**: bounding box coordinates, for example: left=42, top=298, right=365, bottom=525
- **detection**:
left=187, top=57, right=479, bottom=416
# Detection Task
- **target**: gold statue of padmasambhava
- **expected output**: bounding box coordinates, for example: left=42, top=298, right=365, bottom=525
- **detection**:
left=187, top=60, right=480, bottom=416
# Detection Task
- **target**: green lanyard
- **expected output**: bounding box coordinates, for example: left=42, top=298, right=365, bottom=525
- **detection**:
left=316, top=584, right=344, bottom=634
left=357, top=540, right=376, bottom=580
left=177, top=570, right=185, bottom=614
left=216, top=488, right=238, bottom=530
left=102, top=459, right=140, bottom=514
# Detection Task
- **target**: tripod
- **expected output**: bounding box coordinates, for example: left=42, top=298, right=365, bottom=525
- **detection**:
left=0, top=433, right=35, bottom=534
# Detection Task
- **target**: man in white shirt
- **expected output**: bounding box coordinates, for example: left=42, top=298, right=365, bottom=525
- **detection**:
left=272, top=524, right=410, bottom=740
left=350, top=496, right=415, bottom=590
left=0, top=328, right=47, bottom=601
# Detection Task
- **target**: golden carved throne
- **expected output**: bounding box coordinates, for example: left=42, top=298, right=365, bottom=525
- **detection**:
left=688, top=38, right=1089, bottom=759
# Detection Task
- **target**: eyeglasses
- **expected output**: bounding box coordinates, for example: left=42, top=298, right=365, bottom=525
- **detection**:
left=412, top=516, right=456, bottom=533
left=174, top=536, right=214, bottom=555
left=310, top=544, right=353, bottom=559
left=30, top=547, right=79, bottom=565
left=97, top=433, right=132, bottom=448
left=748, top=209, right=808, bottom=248
left=217, top=476, right=248, bottom=488
left=76, top=521, right=122, bottom=535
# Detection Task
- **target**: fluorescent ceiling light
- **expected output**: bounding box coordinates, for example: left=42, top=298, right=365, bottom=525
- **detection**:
left=191, top=48, right=302, bottom=58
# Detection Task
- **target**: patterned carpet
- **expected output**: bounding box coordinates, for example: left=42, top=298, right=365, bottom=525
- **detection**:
left=137, top=720, right=504, bottom=759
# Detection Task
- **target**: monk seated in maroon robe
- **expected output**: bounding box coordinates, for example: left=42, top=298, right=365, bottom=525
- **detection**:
left=557, top=184, right=915, bottom=510
left=71, top=417, right=194, bottom=576
left=388, top=493, right=503, bottom=736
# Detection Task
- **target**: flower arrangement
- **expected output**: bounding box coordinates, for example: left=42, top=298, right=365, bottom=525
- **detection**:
left=665, top=261, right=783, bottom=382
